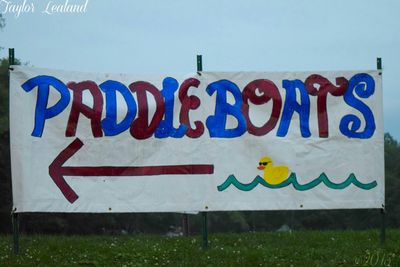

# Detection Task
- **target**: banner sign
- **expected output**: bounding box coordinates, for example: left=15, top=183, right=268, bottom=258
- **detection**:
left=10, top=66, right=384, bottom=212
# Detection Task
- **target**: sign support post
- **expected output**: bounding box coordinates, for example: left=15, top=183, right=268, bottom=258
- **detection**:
left=9, top=48, right=19, bottom=256
left=380, top=209, right=385, bottom=246
left=197, top=54, right=209, bottom=249
left=182, top=214, right=189, bottom=236
left=377, top=57, right=385, bottom=246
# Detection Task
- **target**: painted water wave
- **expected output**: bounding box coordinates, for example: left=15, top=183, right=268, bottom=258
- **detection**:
left=217, top=173, right=377, bottom=192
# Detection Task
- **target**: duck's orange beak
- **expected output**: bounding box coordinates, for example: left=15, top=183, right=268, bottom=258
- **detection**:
left=257, top=166, right=265, bottom=170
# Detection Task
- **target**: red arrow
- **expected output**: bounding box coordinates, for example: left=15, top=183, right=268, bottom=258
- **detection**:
left=49, top=138, right=214, bottom=203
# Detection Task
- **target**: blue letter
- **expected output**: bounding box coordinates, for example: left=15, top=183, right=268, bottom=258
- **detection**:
left=340, top=73, right=375, bottom=138
left=277, top=80, right=311, bottom=137
left=155, top=77, right=187, bottom=138
left=21, top=75, right=70, bottom=137
left=206, top=80, right=246, bottom=138
left=99, top=80, right=137, bottom=136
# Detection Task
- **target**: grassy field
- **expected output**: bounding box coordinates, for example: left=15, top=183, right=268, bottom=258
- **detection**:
left=0, top=229, right=399, bottom=266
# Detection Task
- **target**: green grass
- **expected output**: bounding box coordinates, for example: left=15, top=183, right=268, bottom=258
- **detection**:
left=1, top=229, right=399, bottom=266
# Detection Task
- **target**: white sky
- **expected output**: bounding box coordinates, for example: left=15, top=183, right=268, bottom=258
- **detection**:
left=1, top=0, right=399, bottom=139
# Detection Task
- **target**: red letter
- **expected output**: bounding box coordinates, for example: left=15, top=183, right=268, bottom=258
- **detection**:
left=305, top=75, right=348, bottom=137
left=129, top=81, right=164, bottom=139
left=66, top=81, right=103, bottom=137
left=242, top=79, right=282, bottom=136
left=179, top=78, right=204, bottom=138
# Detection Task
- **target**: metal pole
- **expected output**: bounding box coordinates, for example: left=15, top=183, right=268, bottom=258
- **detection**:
left=9, top=48, right=15, bottom=67
left=202, top=209, right=208, bottom=249
left=197, top=55, right=203, bottom=73
left=9, top=48, right=19, bottom=255
left=197, top=54, right=208, bottom=249
left=380, top=208, right=385, bottom=246
left=377, top=57, right=382, bottom=73
left=377, top=57, right=385, bottom=246
left=182, top=214, right=189, bottom=236
left=11, top=212, right=19, bottom=255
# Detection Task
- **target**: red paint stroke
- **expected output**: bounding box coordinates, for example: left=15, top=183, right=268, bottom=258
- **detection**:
left=179, top=78, right=204, bottom=138
left=49, top=138, right=214, bottom=204
left=305, top=75, right=348, bottom=137
left=129, top=81, right=165, bottom=139
left=66, top=81, right=104, bottom=138
left=242, top=79, right=282, bottom=136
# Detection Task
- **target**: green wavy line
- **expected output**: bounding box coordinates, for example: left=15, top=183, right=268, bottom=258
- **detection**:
left=217, top=173, right=377, bottom=192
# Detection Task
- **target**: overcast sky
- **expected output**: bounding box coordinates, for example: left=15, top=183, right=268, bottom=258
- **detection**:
left=1, top=0, right=399, bottom=139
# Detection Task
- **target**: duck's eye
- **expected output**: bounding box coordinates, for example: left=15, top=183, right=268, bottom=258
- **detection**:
left=259, top=162, right=268, bottom=166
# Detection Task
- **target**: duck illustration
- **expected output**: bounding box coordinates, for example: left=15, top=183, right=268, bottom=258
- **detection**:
left=257, top=156, right=289, bottom=185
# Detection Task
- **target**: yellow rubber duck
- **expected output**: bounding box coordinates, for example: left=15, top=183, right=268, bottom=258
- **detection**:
left=257, top=156, right=289, bottom=185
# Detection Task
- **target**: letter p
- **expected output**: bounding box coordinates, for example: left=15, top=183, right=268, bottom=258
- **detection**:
left=21, top=76, right=70, bottom=137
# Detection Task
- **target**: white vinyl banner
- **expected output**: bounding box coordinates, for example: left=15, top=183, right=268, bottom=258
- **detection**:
left=9, top=66, right=384, bottom=213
